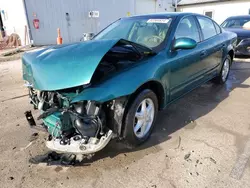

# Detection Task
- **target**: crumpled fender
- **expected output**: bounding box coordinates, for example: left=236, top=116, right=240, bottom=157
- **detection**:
left=71, top=55, right=167, bottom=103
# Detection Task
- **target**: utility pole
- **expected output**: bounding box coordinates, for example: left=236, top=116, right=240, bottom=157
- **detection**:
left=175, top=0, right=178, bottom=12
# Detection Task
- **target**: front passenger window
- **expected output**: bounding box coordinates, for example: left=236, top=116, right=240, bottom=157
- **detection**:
left=175, top=16, right=200, bottom=42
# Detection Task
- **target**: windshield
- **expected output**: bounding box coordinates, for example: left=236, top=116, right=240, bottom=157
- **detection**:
left=93, top=17, right=173, bottom=51
left=221, top=18, right=250, bottom=28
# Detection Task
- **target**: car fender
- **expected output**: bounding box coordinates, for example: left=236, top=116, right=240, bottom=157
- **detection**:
left=219, top=32, right=236, bottom=73
left=71, top=56, right=168, bottom=104
left=223, top=32, right=237, bottom=59
left=221, top=43, right=234, bottom=65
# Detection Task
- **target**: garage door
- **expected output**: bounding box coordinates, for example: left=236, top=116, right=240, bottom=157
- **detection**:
left=24, top=0, right=134, bottom=45
left=135, top=0, right=156, bottom=15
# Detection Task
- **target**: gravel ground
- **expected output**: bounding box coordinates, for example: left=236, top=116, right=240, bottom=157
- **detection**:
left=1, top=59, right=250, bottom=188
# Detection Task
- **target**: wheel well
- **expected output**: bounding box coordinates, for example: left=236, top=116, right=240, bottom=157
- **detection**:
left=128, top=81, right=165, bottom=111
left=119, top=81, right=165, bottom=138
left=228, top=50, right=234, bottom=62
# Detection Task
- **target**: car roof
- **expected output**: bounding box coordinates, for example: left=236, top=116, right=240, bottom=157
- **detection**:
left=129, top=12, right=196, bottom=19
left=226, top=15, right=250, bottom=20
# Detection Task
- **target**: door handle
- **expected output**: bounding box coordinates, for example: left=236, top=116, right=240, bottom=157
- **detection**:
left=219, top=43, right=226, bottom=48
left=200, top=50, right=207, bottom=57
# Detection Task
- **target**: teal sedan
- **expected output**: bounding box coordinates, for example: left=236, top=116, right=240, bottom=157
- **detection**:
left=23, top=13, right=237, bottom=155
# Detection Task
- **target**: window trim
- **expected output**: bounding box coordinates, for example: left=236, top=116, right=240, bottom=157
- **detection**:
left=203, top=10, right=214, bottom=19
left=213, top=21, right=222, bottom=34
left=195, top=15, right=219, bottom=42
left=173, top=15, right=202, bottom=44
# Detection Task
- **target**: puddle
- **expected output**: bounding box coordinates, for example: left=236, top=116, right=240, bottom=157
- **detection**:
left=200, top=82, right=213, bottom=88
left=184, top=120, right=197, bottom=130
left=183, top=116, right=197, bottom=130
left=225, top=73, right=241, bottom=91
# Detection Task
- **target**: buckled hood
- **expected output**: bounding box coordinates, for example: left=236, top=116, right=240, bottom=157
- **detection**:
left=22, top=39, right=120, bottom=91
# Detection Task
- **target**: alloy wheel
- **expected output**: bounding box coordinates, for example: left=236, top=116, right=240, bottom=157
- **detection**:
left=133, top=98, right=155, bottom=138
left=222, top=59, right=230, bottom=82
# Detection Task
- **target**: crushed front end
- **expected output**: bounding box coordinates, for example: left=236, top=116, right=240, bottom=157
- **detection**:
left=25, top=86, right=113, bottom=154
left=22, top=39, right=152, bottom=154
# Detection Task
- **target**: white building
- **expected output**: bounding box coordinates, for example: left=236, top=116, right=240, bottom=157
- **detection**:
left=178, top=0, right=250, bottom=24
left=0, top=0, right=175, bottom=46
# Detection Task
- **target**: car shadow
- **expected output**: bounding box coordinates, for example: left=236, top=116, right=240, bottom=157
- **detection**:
left=30, top=60, right=250, bottom=166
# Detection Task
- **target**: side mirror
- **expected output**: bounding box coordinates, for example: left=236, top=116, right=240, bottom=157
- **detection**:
left=173, top=37, right=197, bottom=50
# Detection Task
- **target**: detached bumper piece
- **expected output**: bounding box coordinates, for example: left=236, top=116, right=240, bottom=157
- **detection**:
left=46, top=130, right=113, bottom=154
left=25, top=111, right=36, bottom=126
left=25, top=111, right=47, bottom=132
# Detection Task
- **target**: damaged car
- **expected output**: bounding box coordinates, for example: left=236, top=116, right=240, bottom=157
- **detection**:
left=23, top=13, right=237, bottom=155
left=221, top=15, right=250, bottom=56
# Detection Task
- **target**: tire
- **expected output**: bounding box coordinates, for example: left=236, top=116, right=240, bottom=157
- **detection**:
left=123, top=89, right=158, bottom=147
left=212, top=55, right=232, bottom=84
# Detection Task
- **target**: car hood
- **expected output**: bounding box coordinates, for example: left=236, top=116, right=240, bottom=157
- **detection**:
left=224, top=28, right=250, bottom=38
left=22, top=39, right=121, bottom=91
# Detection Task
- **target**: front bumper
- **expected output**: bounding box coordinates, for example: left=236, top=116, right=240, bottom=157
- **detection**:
left=236, top=38, right=250, bottom=56
left=46, top=130, right=113, bottom=154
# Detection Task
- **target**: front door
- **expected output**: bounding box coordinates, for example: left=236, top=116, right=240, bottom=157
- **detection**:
left=169, top=16, right=204, bottom=100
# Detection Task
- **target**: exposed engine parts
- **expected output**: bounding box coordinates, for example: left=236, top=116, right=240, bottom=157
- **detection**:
left=26, top=87, right=115, bottom=154
left=71, top=101, right=103, bottom=138
left=28, top=88, right=62, bottom=110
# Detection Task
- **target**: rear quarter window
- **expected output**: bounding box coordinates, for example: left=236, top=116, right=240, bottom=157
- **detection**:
left=214, top=21, right=222, bottom=34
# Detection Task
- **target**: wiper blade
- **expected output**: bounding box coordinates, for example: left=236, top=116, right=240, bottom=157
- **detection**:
left=132, top=41, right=154, bottom=53
left=120, top=39, right=156, bottom=55
left=126, top=41, right=142, bottom=56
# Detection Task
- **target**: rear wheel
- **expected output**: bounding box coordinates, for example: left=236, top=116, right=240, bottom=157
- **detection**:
left=123, top=89, right=158, bottom=147
left=212, top=55, right=231, bottom=84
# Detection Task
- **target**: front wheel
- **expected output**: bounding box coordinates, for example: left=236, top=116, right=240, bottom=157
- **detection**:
left=212, top=55, right=231, bottom=84
left=123, top=89, right=158, bottom=147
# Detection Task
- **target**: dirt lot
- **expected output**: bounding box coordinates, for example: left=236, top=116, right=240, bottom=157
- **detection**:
left=1, top=58, right=250, bottom=188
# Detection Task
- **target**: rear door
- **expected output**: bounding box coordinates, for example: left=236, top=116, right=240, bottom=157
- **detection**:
left=196, top=16, right=223, bottom=73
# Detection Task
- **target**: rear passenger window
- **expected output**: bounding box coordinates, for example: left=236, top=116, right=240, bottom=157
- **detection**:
left=197, top=16, right=217, bottom=40
left=214, top=22, right=221, bottom=34
left=175, top=16, right=200, bottom=42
